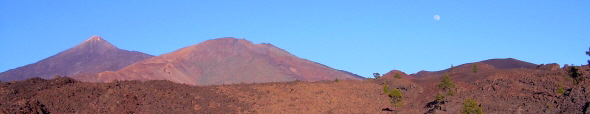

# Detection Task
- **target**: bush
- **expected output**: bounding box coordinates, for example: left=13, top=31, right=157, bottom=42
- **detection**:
left=394, top=73, right=402, bottom=79
left=473, top=64, right=478, bottom=73
left=435, top=93, right=445, bottom=103
left=447, top=89, right=456, bottom=96
left=586, top=47, right=590, bottom=65
left=569, top=66, right=582, bottom=85
left=557, top=84, right=565, bottom=95
left=462, top=98, right=484, bottom=114
left=389, top=88, right=403, bottom=107
left=335, top=78, right=339, bottom=82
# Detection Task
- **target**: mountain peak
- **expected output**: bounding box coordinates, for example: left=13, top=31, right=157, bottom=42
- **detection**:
left=204, top=38, right=251, bottom=45
left=72, top=36, right=118, bottom=52
left=86, top=36, right=105, bottom=41
left=0, top=36, right=154, bottom=81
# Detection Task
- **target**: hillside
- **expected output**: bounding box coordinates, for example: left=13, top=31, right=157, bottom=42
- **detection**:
left=0, top=77, right=389, bottom=113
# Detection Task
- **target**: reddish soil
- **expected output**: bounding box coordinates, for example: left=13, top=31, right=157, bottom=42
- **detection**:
left=410, top=63, right=590, bottom=113
left=0, top=36, right=153, bottom=81
left=3, top=63, right=589, bottom=113
left=0, top=77, right=390, bottom=113
left=73, top=38, right=362, bottom=85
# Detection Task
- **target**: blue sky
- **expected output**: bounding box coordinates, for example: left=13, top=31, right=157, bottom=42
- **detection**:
left=1, top=1, right=589, bottom=78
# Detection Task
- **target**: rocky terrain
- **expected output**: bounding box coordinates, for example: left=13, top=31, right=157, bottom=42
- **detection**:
left=0, top=36, right=153, bottom=81
left=407, top=62, right=590, bottom=114
left=73, top=38, right=363, bottom=85
left=2, top=61, right=589, bottom=113
left=0, top=77, right=390, bottom=113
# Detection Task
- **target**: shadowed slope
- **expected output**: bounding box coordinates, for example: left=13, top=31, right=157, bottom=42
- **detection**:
left=0, top=36, right=153, bottom=81
left=410, top=58, right=537, bottom=78
left=480, top=58, right=537, bottom=69
left=74, top=38, right=361, bottom=85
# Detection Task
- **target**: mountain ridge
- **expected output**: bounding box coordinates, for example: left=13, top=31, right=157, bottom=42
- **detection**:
left=73, top=38, right=362, bottom=85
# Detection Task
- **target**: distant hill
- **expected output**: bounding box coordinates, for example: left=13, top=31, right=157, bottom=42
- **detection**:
left=480, top=58, right=537, bottom=69
left=73, top=38, right=362, bottom=85
left=0, top=36, right=153, bottom=81
left=410, top=58, right=537, bottom=78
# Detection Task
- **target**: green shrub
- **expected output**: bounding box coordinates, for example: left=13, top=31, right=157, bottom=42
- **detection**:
left=335, top=78, right=339, bottom=82
left=547, top=103, right=554, bottom=109
left=435, top=93, right=445, bottom=103
left=447, top=89, right=456, bottom=96
left=389, top=88, right=403, bottom=107
left=473, top=64, right=478, bottom=73
left=462, top=98, right=484, bottom=114
left=394, top=73, right=402, bottom=79
left=557, top=84, right=565, bottom=95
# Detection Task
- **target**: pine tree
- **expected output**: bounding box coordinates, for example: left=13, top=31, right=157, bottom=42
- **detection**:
left=438, top=74, right=456, bottom=92
left=435, top=74, right=456, bottom=111
left=462, top=98, right=484, bottom=114
left=569, top=66, right=582, bottom=85
left=373, top=73, right=381, bottom=79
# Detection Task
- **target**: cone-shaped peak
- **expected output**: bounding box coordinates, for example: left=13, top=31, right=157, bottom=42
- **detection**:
left=86, top=36, right=105, bottom=41
left=0, top=35, right=154, bottom=81
left=73, top=36, right=118, bottom=52
left=202, top=38, right=252, bottom=45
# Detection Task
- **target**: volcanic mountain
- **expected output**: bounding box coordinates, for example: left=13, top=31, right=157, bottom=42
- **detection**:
left=480, top=58, right=537, bottom=69
left=73, top=38, right=363, bottom=85
left=0, top=36, right=154, bottom=81
left=410, top=58, right=537, bottom=78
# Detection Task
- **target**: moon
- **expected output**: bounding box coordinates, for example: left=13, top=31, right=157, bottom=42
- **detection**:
left=434, top=15, right=440, bottom=21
